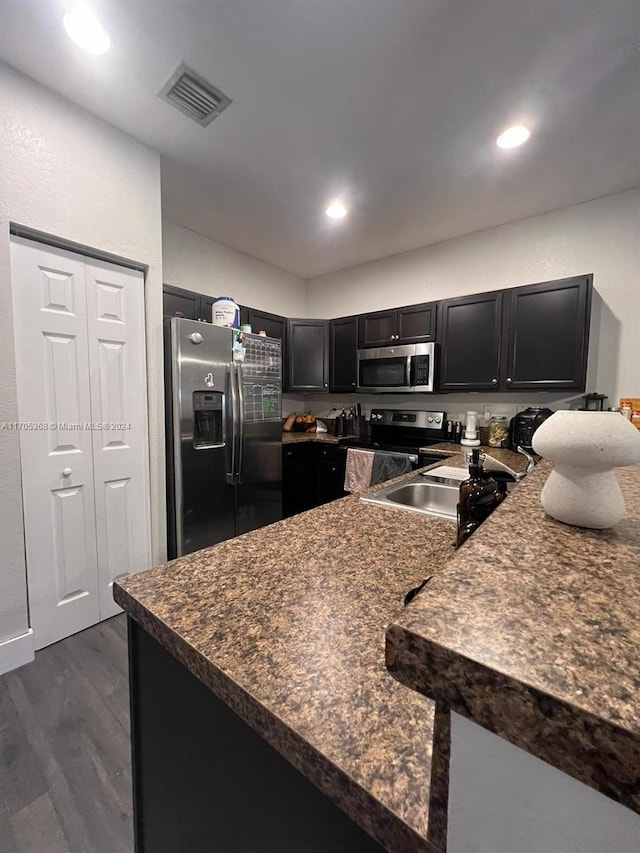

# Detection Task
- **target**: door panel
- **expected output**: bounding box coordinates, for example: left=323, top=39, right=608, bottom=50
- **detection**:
left=162, top=284, right=201, bottom=320
left=286, top=319, right=329, bottom=392
left=11, top=237, right=100, bottom=650
left=397, top=303, right=437, bottom=344
left=503, top=276, right=591, bottom=390
left=85, top=258, right=152, bottom=618
left=438, top=292, right=503, bottom=390
left=169, top=320, right=236, bottom=556
left=357, top=310, right=397, bottom=348
left=330, top=316, right=357, bottom=392
left=235, top=422, right=282, bottom=536
left=51, top=485, right=95, bottom=604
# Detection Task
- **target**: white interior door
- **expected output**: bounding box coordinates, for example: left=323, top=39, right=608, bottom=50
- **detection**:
left=11, top=237, right=100, bottom=650
left=85, top=258, right=152, bottom=619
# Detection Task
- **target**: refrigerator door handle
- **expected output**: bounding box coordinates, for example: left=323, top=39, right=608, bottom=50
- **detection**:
left=236, top=363, right=245, bottom=484
left=226, top=363, right=237, bottom=485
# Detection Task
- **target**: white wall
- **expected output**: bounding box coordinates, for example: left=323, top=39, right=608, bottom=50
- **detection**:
left=162, top=220, right=306, bottom=317
left=0, top=62, right=165, bottom=651
left=306, top=188, right=640, bottom=409
left=448, top=713, right=640, bottom=853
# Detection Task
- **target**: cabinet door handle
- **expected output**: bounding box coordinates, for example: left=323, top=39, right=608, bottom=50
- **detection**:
left=62, top=467, right=72, bottom=477
left=324, top=383, right=328, bottom=387
left=351, top=382, right=356, bottom=386
left=506, top=377, right=512, bottom=384
left=390, top=335, right=395, bottom=341
left=491, top=378, right=497, bottom=384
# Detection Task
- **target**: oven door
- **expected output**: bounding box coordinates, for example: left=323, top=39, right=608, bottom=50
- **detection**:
left=357, top=345, right=413, bottom=392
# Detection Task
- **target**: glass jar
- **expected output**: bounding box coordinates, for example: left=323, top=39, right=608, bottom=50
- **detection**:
left=488, top=415, right=509, bottom=448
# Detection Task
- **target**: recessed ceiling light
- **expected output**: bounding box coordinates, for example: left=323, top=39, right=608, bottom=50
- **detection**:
left=496, top=125, right=530, bottom=149
left=325, top=199, right=348, bottom=219
left=63, top=6, right=111, bottom=54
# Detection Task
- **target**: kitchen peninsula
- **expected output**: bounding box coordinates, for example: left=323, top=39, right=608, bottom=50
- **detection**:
left=114, top=453, right=640, bottom=852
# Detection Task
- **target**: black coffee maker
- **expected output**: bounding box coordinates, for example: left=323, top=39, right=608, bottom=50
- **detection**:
left=509, top=407, right=553, bottom=453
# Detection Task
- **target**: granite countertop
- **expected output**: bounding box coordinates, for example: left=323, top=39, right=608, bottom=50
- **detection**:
left=282, top=431, right=346, bottom=444
left=115, top=474, right=459, bottom=852
left=387, top=461, right=640, bottom=814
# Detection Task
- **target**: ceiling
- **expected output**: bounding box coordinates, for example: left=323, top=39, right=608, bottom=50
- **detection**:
left=0, top=0, right=638, bottom=278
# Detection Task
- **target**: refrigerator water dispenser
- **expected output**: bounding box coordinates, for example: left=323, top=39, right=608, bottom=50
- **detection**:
left=192, top=391, right=224, bottom=449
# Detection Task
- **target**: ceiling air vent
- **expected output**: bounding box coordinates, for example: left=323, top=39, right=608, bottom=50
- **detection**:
left=159, top=63, right=232, bottom=127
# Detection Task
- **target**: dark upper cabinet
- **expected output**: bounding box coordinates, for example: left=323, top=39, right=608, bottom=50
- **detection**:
left=162, top=286, right=217, bottom=323
left=397, top=303, right=437, bottom=344
left=357, top=309, right=397, bottom=347
left=163, top=284, right=203, bottom=320
left=501, top=275, right=592, bottom=391
left=200, top=295, right=215, bottom=323
left=358, top=302, right=437, bottom=347
left=247, top=308, right=287, bottom=344
left=330, top=316, right=357, bottom=392
left=286, top=319, right=329, bottom=392
left=438, top=291, right=504, bottom=391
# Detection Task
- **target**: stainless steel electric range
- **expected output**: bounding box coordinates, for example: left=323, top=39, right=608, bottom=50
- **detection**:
left=342, top=408, right=452, bottom=466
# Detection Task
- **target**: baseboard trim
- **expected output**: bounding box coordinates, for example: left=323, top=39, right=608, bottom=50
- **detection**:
left=0, top=628, right=35, bottom=675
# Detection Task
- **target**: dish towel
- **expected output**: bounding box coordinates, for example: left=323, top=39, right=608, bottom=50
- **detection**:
left=370, top=451, right=413, bottom=486
left=344, top=448, right=375, bottom=493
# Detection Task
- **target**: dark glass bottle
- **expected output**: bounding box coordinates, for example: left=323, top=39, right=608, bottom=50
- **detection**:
left=456, top=449, right=498, bottom=548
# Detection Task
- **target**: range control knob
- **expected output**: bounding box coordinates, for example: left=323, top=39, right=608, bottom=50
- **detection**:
left=435, top=417, right=442, bottom=424
left=427, top=416, right=434, bottom=423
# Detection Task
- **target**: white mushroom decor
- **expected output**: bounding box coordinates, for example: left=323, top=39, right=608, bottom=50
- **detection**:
left=532, top=411, right=640, bottom=529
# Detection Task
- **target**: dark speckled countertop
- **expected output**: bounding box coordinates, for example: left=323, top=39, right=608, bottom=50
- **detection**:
left=387, top=461, right=640, bottom=814
left=282, top=431, right=346, bottom=444
left=115, top=469, right=460, bottom=852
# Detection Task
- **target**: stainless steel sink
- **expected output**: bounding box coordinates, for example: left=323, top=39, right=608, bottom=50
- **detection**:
left=361, top=474, right=458, bottom=520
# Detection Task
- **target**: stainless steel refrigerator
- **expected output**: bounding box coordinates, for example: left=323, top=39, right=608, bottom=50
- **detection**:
left=165, top=317, right=282, bottom=558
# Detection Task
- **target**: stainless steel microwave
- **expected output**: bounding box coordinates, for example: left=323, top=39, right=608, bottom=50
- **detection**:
left=357, top=342, right=435, bottom=393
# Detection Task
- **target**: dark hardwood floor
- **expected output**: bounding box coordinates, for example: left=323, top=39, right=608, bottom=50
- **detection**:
left=0, top=615, right=133, bottom=853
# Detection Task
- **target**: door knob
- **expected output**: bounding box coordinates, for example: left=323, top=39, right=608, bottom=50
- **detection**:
left=62, top=468, right=72, bottom=477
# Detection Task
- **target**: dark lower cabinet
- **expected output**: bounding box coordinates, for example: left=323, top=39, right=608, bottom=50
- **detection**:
left=330, top=316, right=358, bottom=392
left=129, top=620, right=383, bottom=853
left=286, top=319, right=329, bottom=393
left=316, top=445, right=348, bottom=506
left=283, top=442, right=317, bottom=517
left=283, top=442, right=347, bottom=517
left=438, top=291, right=504, bottom=391
left=501, top=275, right=592, bottom=390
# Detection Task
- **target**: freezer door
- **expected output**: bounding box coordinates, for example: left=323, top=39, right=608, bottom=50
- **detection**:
left=170, top=319, right=236, bottom=556
left=235, top=334, right=283, bottom=536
